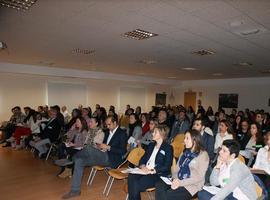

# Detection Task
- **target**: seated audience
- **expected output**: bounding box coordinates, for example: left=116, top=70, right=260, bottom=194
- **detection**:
left=253, top=131, right=270, bottom=174
left=236, top=119, right=250, bottom=150
left=139, top=119, right=158, bottom=147
left=214, top=119, right=234, bottom=153
left=62, top=115, right=127, bottom=199
left=61, top=106, right=71, bottom=125
left=141, top=113, right=150, bottom=136
left=29, top=107, right=62, bottom=158
left=155, top=130, right=209, bottom=200
left=193, top=118, right=215, bottom=161
left=198, top=139, right=257, bottom=200
left=169, top=108, right=190, bottom=142
left=127, top=113, right=142, bottom=148
left=128, top=124, right=173, bottom=200
left=240, top=123, right=263, bottom=165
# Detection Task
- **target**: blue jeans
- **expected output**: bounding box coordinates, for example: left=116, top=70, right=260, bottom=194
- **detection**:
left=70, top=146, right=110, bottom=192
left=198, top=189, right=237, bottom=200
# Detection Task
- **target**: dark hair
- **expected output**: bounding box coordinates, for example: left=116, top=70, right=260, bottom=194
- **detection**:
left=195, top=117, right=209, bottom=127
left=106, top=114, right=118, bottom=124
left=185, top=129, right=204, bottom=153
left=51, top=105, right=61, bottom=113
left=141, top=113, right=149, bottom=122
left=220, top=119, right=234, bottom=135
left=249, top=122, right=263, bottom=144
left=77, top=117, right=88, bottom=132
left=13, top=106, right=21, bottom=111
left=90, top=117, right=101, bottom=127
left=264, top=131, right=270, bottom=146
left=222, top=139, right=240, bottom=157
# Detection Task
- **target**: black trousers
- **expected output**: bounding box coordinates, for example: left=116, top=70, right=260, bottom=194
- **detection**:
left=128, top=174, right=159, bottom=200
left=155, top=179, right=192, bottom=200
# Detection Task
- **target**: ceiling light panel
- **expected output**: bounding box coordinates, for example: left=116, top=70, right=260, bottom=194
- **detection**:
left=123, top=29, right=158, bottom=40
left=192, top=49, right=216, bottom=56
left=71, top=48, right=95, bottom=55
left=0, top=0, right=37, bottom=11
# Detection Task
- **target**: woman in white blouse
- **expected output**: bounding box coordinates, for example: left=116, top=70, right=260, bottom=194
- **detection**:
left=214, top=120, right=234, bottom=153
left=253, top=131, right=270, bottom=174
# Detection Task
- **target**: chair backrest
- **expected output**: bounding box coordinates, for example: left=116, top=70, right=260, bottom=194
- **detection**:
left=171, top=157, right=177, bottom=174
left=127, top=147, right=145, bottom=166
left=238, top=155, right=246, bottom=164
left=171, top=134, right=185, bottom=158
left=253, top=174, right=268, bottom=200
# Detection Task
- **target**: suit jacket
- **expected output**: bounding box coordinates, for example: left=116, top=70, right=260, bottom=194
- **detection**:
left=139, top=141, right=173, bottom=177
left=103, top=127, right=127, bottom=168
left=40, top=118, right=61, bottom=142
left=202, top=131, right=215, bottom=161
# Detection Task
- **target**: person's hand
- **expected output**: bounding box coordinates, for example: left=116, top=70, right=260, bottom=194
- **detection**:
left=68, top=142, right=75, bottom=147
left=171, top=178, right=181, bottom=190
left=97, top=143, right=110, bottom=151
left=251, top=150, right=257, bottom=156
left=216, top=156, right=224, bottom=169
left=140, top=166, right=151, bottom=174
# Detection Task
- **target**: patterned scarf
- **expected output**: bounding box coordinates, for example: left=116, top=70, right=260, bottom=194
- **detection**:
left=178, top=149, right=199, bottom=180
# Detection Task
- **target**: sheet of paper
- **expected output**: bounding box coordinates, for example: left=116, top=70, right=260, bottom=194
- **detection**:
left=203, top=186, right=221, bottom=195
left=121, top=167, right=148, bottom=175
left=160, top=176, right=172, bottom=185
left=128, top=136, right=136, bottom=144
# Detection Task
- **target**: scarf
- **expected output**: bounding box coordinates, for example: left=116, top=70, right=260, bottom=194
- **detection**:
left=178, top=149, right=199, bottom=180
left=128, top=123, right=136, bottom=138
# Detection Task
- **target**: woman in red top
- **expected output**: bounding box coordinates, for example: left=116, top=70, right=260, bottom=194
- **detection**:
left=141, top=113, right=150, bottom=136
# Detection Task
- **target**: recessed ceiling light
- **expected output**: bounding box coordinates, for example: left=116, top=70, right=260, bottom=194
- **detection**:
left=168, top=76, right=177, bottom=79
left=240, top=29, right=260, bottom=36
left=139, top=59, right=157, bottom=64
left=192, top=49, right=216, bottom=56
left=212, top=73, right=223, bottom=76
left=123, top=29, right=158, bottom=40
left=182, top=67, right=197, bottom=71
left=0, top=0, right=37, bottom=11
left=234, top=62, right=253, bottom=67
left=71, top=48, right=95, bottom=55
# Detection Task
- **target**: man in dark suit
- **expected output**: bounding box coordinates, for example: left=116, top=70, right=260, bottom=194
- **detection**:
left=62, top=115, right=127, bottom=199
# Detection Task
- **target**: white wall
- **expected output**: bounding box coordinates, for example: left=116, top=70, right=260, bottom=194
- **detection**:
left=173, top=77, right=270, bottom=112
left=0, top=73, right=171, bottom=121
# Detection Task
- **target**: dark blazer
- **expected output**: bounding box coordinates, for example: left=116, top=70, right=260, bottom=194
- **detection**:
left=40, top=118, right=61, bottom=142
left=139, top=141, right=173, bottom=177
left=103, top=127, right=127, bottom=168
left=202, top=131, right=215, bottom=161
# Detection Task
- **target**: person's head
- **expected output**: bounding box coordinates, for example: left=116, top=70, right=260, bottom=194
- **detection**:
left=95, top=104, right=100, bottom=110
left=249, top=123, right=262, bottom=143
left=109, top=105, right=115, bottom=112
left=82, top=108, right=91, bottom=118
left=13, top=106, right=21, bottom=114
left=61, top=106, right=67, bottom=113
left=71, top=108, right=81, bottom=118
left=219, top=139, right=240, bottom=163
left=255, top=113, right=263, bottom=124
left=264, top=131, right=270, bottom=147
left=149, top=119, right=158, bottom=131
left=108, top=110, right=115, bottom=116
left=23, top=107, right=31, bottom=115
left=105, top=115, right=118, bottom=131
left=218, top=111, right=226, bottom=121
left=232, top=109, right=237, bottom=116
left=75, top=117, right=88, bottom=132
left=49, top=107, right=58, bottom=118
left=193, top=118, right=207, bottom=132
left=37, top=106, right=44, bottom=112
left=178, top=108, right=186, bottom=120
left=36, top=113, right=42, bottom=120
left=152, top=124, right=169, bottom=142
left=219, top=119, right=231, bottom=134
left=129, top=113, right=138, bottom=125
left=158, top=109, right=167, bottom=122
left=126, top=104, right=130, bottom=110
left=241, top=119, right=249, bottom=132
left=52, top=105, right=61, bottom=113
left=184, top=130, right=204, bottom=153
left=235, top=115, right=242, bottom=125
left=89, top=117, right=100, bottom=129
left=141, top=113, right=149, bottom=123
left=135, top=106, right=141, bottom=114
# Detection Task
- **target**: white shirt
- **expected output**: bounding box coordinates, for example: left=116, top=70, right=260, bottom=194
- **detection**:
left=253, top=145, right=270, bottom=175
left=106, top=126, right=118, bottom=145
left=146, top=146, right=160, bottom=169
left=214, top=131, right=233, bottom=152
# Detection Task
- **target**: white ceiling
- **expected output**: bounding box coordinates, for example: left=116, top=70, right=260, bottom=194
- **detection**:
left=0, top=0, right=270, bottom=80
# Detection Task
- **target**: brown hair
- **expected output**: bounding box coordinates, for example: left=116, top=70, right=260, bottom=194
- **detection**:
left=154, top=124, right=169, bottom=140
left=185, top=129, right=205, bottom=153
left=264, top=131, right=270, bottom=146
left=220, top=119, right=235, bottom=139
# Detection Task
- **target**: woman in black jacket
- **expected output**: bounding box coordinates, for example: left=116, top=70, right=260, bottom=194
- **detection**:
left=127, top=124, right=173, bottom=200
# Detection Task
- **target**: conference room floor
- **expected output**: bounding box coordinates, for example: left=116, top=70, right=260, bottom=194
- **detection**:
left=0, top=147, right=151, bottom=200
